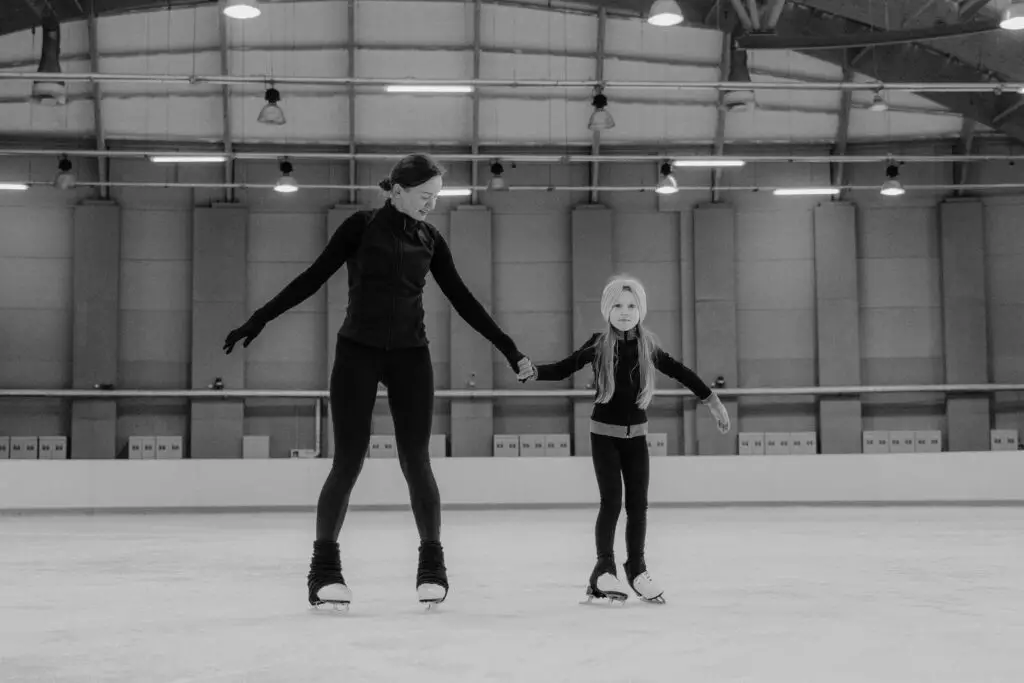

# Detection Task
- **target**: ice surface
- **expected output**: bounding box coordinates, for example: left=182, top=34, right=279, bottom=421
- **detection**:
left=1, top=506, right=1023, bottom=683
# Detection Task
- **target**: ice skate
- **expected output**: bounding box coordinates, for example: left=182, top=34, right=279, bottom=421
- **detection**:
left=580, top=554, right=628, bottom=605
left=307, top=540, right=352, bottom=612
left=624, top=557, right=665, bottom=604
left=416, top=540, right=448, bottom=610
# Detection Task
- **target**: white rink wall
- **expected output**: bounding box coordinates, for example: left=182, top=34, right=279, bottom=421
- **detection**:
left=3, top=452, right=1024, bottom=512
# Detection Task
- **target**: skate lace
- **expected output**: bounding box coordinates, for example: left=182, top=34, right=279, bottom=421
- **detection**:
left=632, top=570, right=660, bottom=594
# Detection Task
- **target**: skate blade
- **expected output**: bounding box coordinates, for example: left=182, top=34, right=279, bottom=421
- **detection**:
left=310, top=600, right=351, bottom=613
left=640, top=595, right=666, bottom=604
left=579, top=596, right=627, bottom=606
left=580, top=589, right=628, bottom=606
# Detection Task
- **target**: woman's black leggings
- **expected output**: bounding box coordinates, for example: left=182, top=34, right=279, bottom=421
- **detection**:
left=590, top=432, right=650, bottom=562
left=315, top=335, right=439, bottom=544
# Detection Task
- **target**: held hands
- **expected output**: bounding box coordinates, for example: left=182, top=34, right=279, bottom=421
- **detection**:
left=705, top=393, right=731, bottom=434
left=516, top=356, right=537, bottom=383
left=223, top=318, right=265, bottom=354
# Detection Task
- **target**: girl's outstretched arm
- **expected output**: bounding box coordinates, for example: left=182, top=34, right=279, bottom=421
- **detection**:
left=654, top=347, right=730, bottom=433
left=653, top=348, right=714, bottom=401
left=532, top=333, right=601, bottom=382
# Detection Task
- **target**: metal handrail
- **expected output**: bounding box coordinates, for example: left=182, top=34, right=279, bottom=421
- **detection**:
left=0, top=71, right=1021, bottom=93
left=3, top=384, right=1015, bottom=459
left=2, top=383, right=1022, bottom=399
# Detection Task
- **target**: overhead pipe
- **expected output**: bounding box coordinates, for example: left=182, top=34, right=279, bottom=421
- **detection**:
left=18, top=180, right=1024, bottom=193
left=3, top=148, right=1024, bottom=164
left=0, top=71, right=1021, bottom=93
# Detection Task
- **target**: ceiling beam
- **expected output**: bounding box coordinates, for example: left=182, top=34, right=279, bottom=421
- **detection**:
left=19, top=0, right=44, bottom=17
left=726, top=0, right=753, bottom=30
left=737, top=17, right=1002, bottom=50
left=958, top=0, right=991, bottom=22
left=761, top=0, right=786, bottom=29
left=763, top=4, right=1024, bottom=144
left=790, top=0, right=1023, bottom=79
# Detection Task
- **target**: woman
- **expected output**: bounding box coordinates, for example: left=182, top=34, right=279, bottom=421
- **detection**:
left=224, top=154, right=534, bottom=610
left=523, top=274, right=729, bottom=604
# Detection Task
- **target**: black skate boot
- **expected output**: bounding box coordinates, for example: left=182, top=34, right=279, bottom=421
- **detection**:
left=582, top=553, right=628, bottom=604
left=624, top=555, right=665, bottom=604
left=416, top=540, right=448, bottom=609
left=307, top=540, right=352, bottom=611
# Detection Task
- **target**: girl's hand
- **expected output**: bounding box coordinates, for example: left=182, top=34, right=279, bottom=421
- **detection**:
left=705, top=394, right=730, bottom=434
left=517, top=357, right=536, bottom=383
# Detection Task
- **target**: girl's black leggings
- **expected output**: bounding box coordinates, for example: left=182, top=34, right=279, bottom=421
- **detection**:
left=590, top=432, right=650, bottom=562
left=315, top=335, right=439, bottom=543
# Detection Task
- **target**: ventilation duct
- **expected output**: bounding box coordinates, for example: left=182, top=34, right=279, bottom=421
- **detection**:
left=722, top=43, right=754, bottom=112
left=32, top=14, right=66, bottom=106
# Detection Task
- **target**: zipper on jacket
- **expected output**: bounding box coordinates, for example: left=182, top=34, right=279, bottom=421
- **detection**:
left=387, top=227, right=403, bottom=350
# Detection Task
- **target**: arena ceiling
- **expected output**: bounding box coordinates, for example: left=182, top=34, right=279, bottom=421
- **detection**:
left=3, top=0, right=1024, bottom=142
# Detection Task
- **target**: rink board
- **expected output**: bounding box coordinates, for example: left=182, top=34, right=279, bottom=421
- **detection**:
left=2, top=452, right=1024, bottom=512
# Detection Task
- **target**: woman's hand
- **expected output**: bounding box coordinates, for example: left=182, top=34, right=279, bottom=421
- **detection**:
left=223, top=318, right=266, bottom=354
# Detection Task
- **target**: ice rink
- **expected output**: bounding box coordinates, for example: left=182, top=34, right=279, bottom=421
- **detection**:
left=2, top=505, right=1022, bottom=683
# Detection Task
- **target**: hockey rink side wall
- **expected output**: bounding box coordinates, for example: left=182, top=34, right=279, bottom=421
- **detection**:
left=2, top=453, right=1024, bottom=512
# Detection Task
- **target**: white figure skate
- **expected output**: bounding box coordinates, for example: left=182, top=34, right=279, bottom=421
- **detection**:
left=581, top=557, right=629, bottom=606
left=624, top=561, right=665, bottom=604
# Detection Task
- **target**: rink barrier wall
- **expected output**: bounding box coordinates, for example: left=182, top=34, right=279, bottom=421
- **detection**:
left=2, top=452, right=1024, bottom=513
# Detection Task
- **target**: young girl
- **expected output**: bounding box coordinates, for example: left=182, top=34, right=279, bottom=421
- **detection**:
left=524, top=274, right=730, bottom=603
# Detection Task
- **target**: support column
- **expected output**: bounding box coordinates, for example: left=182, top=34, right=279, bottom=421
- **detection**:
left=571, top=205, right=613, bottom=459
left=814, top=202, right=863, bottom=454
left=70, top=200, right=121, bottom=459
left=324, top=204, right=361, bottom=458
left=449, top=205, right=494, bottom=457
left=678, top=208, right=697, bottom=455
left=190, top=204, right=248, bottom=459
left=693, top=204, right=737, bottom=455
left=939, top=199, right=990, bottom=451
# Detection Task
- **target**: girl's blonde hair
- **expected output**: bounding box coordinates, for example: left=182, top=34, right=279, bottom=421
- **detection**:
left=593, top=275, right=660, bottom=410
